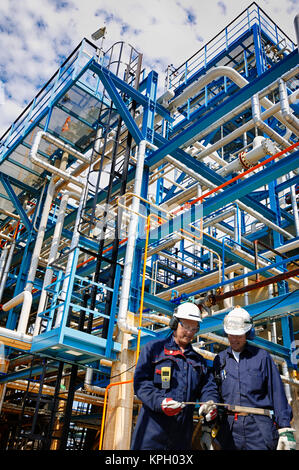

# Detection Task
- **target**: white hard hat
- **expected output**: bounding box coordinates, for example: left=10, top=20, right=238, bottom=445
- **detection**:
left=223, top=306, right=252, bottom=335
left=175, top=302, right=202, bottom=322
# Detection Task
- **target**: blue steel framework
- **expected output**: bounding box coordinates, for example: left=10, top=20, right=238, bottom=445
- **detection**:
left=0, top=2, right=298, bottom=449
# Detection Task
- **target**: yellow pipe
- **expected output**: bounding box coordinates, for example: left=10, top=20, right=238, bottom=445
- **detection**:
left=98, top=213, right=166, bottom=451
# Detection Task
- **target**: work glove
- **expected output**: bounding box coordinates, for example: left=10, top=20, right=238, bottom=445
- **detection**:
left=277, top=428, right=296, bottom=450
left=198, top=400, right=217, bottom=422
left=161, top=398, right=185, bottom=416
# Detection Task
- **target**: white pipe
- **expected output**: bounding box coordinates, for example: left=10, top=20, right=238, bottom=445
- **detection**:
left=0, top=242, right=15, bottom=303
left=278, top=79, right=299, bottom=137
left=54, top=188, right=86, bottom=328
left=25, top=179, right=56, bottom=293
left=169, top=65, right=298, bottom=137
left=166, top=149, right=293, bottom=242
left=237, top=200, right=293, bottom=241
left=33, top=191, right=71, bottom=336
left=41, top=132, right=92, bottom=164
left=186, top=89, right=299, bottom=160
left=0, top=208, right=20, bottom=220
left=0, top=232, right=14, bottom=242
left=117, top=140, right=147, bottom=336
left=2, top=290, right=33, bottom=335
left=217, top=137, right=277, bottom=177
left=169, top=66, right=252, bottom=112
left=84, top=367, right=106, bottom=395
left=0, top=247, right=9, bottom=284
left=0, top=325, right=32, bottom=344
left=2, top=178, right=55, bottom=334
left=29, top=131, right=84, bottom=189
left=251, top=93, right=291, bottom=149
left=290, top=184, right=299, bottom=237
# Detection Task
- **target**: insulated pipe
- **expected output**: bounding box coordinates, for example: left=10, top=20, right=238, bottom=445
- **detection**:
left=25, top=178, right=56, bottom=294
left=0, top=232, right=14, bottom=242
left=0, top=242, right=15, bottom=303
left=251, top=93, right=291, bottom=149
left=166, top=150, right=293, bottom=242
left=0, top=325, right=32, bottom=346
left=0, top=247, right=8, bottom=284
left=54, top=188, right=86, bottom=328
left=187, top=89, right=299, bottom=160
left=278, top=79, right=299, bottom=137
left=29, top=131, right=84, bottom=189
left=84, top=367, right=106, bottom=395
left=33, top=191, right=71, bottom=336
left=2, top=178, right=56, bottom=334
left=2, top=290, right=33, bottom=335
left=290, top=184, right=299, bottom=237
left=168, top=66, right=253, bottom=112
left=117, top=140, right=147, bottom=336
left=41, top=132, right=91, bottom=164
left=0, top=209, right=20, bottom=220
left=236, top=200, right=293, bottom=241
left=169, top=65, right=298, bottom=135
left=217, top=137, right=277, bottom=177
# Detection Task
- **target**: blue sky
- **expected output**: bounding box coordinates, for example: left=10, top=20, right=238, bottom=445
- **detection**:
left=0, top=0, right=298, bottom=136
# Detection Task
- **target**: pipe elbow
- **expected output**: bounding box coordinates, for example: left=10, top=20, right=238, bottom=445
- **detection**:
left=117, top=318, right=138, bottom=336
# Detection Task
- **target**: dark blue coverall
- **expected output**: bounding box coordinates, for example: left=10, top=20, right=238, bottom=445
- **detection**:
left=131, top=334, right=219, bottom=450
left=213, top=343, right=293, bottom=450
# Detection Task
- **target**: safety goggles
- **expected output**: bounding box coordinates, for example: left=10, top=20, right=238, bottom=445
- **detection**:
left=179, top=321, right=198, bottom=334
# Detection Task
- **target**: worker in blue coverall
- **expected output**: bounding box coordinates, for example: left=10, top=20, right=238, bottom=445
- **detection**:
left=213, top=306, right=296, bottom=451
left=131, top=302, right=219, bottom=450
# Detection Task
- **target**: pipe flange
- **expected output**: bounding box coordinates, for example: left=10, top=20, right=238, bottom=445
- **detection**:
left=262, top=138, right=277, bottom=156
left=238, top=151, right=253, bottom=170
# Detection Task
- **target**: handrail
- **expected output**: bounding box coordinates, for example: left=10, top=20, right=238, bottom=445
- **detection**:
left=167, top=2, right=295, bottom=90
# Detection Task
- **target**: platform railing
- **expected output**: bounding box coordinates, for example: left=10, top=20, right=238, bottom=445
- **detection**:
left=166, top=2, right=296, bottom=91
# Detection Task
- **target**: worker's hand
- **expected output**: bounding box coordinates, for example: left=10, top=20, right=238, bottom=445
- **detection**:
left=277, top=428, right=296, bottom=450
left=161, top=398, right=185, bottom=416
left=198, top=400, right=217, bottom=422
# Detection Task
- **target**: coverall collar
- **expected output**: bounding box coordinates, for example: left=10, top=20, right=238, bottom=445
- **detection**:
left=165, top=333, right=193, bottom=355
left=227, top=342, right=255, bottom=358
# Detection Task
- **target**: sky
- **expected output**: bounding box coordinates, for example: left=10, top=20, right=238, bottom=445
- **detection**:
left=0, top=0, right=298, bottom=137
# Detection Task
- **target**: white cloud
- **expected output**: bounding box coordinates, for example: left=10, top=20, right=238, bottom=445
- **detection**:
left=0, top=0, right=297, bottom=136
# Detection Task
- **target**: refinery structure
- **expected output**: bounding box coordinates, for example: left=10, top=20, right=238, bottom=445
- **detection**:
left=0, top=2, right=298, bottom=450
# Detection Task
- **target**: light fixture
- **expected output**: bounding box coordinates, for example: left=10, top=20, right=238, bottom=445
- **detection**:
left=91, top=26, right=106, bottom=41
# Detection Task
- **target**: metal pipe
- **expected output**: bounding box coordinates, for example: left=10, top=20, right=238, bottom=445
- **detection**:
left=290, top=184, right=299, bottom=237
left=33, top=191, right=71, bottom=336
left=29, top=131, right=84, bottom=189
left=217, top=137, right=277, bottom=177
left=279, top=79, right=299, bottom=137
left=0, top=247, right=9, bottom=285
left=0, top=233, right=14, bottom=242
left=54, top=188, right=86, bottom=328
left=251, top=93, right=292, bottom=149
left=191, top=89, right=299, bottom=161
left=117, top=140, right=147, bottom=336
left=169, top=65, right=298, bottom=140
left=2, top=176, right=56, bottom=334
left=41, top=132, right=91, bottom=164
left=0, top=208, right=20, bottom=220
left=0, top=242, right=15, bottom=303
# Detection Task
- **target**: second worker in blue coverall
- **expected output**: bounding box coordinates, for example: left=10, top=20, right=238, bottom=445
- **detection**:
left=131, top=302, right=219, bottom=450
left=213, top=306, right=296, bottom=451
